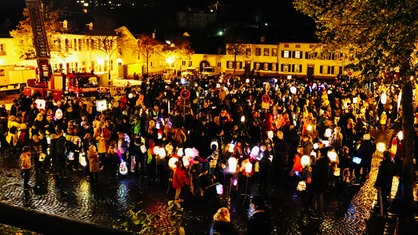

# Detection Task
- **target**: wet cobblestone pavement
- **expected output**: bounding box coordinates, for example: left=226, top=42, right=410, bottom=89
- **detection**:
left=0, top=130, right=417, bottom=234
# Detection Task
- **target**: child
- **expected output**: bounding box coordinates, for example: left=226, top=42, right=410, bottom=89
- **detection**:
left=20, top=146, right=32, bottom=188
left=88, top=145, right=100, bottom=182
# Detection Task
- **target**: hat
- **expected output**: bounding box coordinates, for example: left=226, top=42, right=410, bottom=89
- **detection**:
left=251, top=195, right=265, bottom=208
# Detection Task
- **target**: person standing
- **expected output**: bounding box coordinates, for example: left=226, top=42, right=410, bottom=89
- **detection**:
left=53, top=129, right=67, bottom=178
left=246, top=195, right=272, bottom=235
left=210, top=207, right=239, bottom=235
left=172, top=160, right=189, bottom=202
left=374, top=150, right=396, bottom=217
left=310, top=152, right=330, bottom=219
left=88, top=145, right=100, bottom=183
left=20, top=146, right=32, bottom=188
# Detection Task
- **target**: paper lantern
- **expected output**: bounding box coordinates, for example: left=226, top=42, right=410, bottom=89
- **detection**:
left=168, top=157, right=178, bottom=169
left=79, top=152, right=87, bottom=167
left=245, top=161, right=253, bottom=174
left=251, top=146, right=260, bottom=157
left=301, top=155, right=311, bottom=168
left=228, top=157, right=238, bottom=174
left=184, top=148, right=193, bottom=158
left=177, top=148, right=184, bottom=157
left=324, top=128, right=333, bottom=138
left=327, top=149, right=337, bottom=162
left=119, top=161, right=128, bottom=175
left=55, top=108, right=63, bottom=120
left=376, top=142, right=386, bottom=153
left=290, top=86, right=297, bottom=94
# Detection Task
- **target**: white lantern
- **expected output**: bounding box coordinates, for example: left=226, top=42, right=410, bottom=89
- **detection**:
left=397, top=131, right=403, bottom=141
left=245, top=161, right=253, bottom=175
left=55, top=108, right=63, bottom=120
left=301, top=155, right=311, bottom=168
left=177, top=148, right=184, bottom=157
left=241, top=115, right=246, bottom=123
left=184, top=148, right=193, bottom=158
left=251, top=146, right=260, bottom=157
left=140, top=145, right=147, bottom=154
left=228, top=157, right=238, bottom=174
left=324, top=128, right=333, bottom=138
left=381, top=92, right=387, bottom=105
left=290, top=86, right=297, bottom=94
left=182, top=156, right=190, bottom=168
left=79, top=152, right=87, bottom=167
left=267, top=130, right=274, bottom=140
left=327, top=149, right=338, bottom=162
left=376, top=142, right=386, bottom=153
left=168, top=157, right=178, bottom=169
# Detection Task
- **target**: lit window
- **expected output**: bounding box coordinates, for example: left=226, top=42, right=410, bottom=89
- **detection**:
left=282, top=50, right=290, bottom=58
left=264, top=48, right=269, bottom=56
left=294, top=51, right=302, bottom=59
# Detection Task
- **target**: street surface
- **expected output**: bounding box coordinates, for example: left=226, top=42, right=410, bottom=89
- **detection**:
left=1, top=130, right=414, bottom=235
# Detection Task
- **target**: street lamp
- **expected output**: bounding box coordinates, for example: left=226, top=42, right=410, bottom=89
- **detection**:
left=166, top=56, right=175, bottom=77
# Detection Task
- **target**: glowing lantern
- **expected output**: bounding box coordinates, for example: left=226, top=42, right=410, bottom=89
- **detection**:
left=228, top=157, right=238, bottom=174
left=245, top=161, right=253, bottom=175
left=241, top=115, right=246, bottom=123
left=376, top=142, right=386, bottom=153
left=177, top=148, right=184, bottom=157
left=301, top=155, right=311, bottom=168
left=327, top=149, right=338, bottom=162
left=39, top=153, right=46, bottom=162
left=165, top=143, right=173, bottom=157
left=216, top=183, right=223, bottom=195
left=119, top=161, right=128, bottom=175
left=228, top=143, right=235, bottom=153
left=267, top=130, right=274, bottom=140
left=140, top=145, right=147, bottom=154
left=324, top=128, right=333, bottom=138
left=250, top=146, right=260, bottom=157
left=153, top=146, right=161, bottom=156
left=182, top=156, right=190, bottom=168
left=157, top=147, right=166, bottom=159
left=290, top=86, right=297, bottom=94
left=397, top=131, right=403, bottom=141
left=184, top=148, right=193, bottom=158
left=55, top=108, right=63, bottom=120
left=313, top=143, right=318, bottom=150
left=306, top=124, right=313, bottom=132
left=168, top=157, right=178, bottom=169
left=381, top=92, right=387, bottom=105
left=79, top=152, right=87, bottom=167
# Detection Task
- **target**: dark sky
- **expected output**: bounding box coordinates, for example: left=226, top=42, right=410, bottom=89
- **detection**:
left=1, top=0, right=317, bottom=42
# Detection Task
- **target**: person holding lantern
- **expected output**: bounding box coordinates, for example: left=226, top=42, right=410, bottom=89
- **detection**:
left=172, top=160, right=189, bottom=202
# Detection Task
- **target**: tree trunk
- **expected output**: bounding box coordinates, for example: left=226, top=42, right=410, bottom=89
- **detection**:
left=400, top=80, right=416, bottom=215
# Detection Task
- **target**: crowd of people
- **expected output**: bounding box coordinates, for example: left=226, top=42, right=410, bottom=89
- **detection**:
left=0, top=72, right=412, bottom=233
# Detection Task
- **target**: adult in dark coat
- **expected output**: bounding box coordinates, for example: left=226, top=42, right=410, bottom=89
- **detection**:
left=374, top=150, right=396, bottom=216
left=310, top=153, right=330, bottom=218
left=355, top=133, right=376, bottom=181
left=245, top=195, right=272, bottom=235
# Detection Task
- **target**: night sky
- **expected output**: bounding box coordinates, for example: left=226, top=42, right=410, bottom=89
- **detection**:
left=1, top=0, right=317, bottom=42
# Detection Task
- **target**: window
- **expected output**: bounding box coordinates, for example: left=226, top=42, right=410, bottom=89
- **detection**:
left=228, top=61, right=234, bottom=69
left=282, top=50, right=290, bottom=58
left=78, top=39, right=82, bottom=51
left=246, top=48, right=251, bottom=56
left=281, top=64, right=289, bottom=72
left=272, top=48, right=278, bottom=57
left=328, top=66, right=335, bottom=74
left=0, top=44, right=5, bottom=55
left=295, top=44, right=301, bottom=48
left=74, top=39, right=77, bottom=51
left=0, top=69, right=5, bottom=76
left=255, top=62, right=261, bottom=70
left=306, top=52, right=317, bottom=59
left=272, top=63, right=277, bottom=71
left=294, top=64, right=302, bottom=73
left=263, top=62, right=268, bottom=70
left=182, top=61, right=186, bottom=66
left=264, top=48, right=269, bottom=56
left=255, top=48, right=261, bottom=56
left=294, top=51, right=302, bottom=59
left=188, top=61, right=193, bottom=67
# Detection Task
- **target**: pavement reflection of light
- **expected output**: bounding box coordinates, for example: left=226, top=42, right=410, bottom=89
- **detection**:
left=346, top=203, right=356, bottom=221
left=117, top=182, right=128, bottom=211
left=77, top=180, right=91, bottom=205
